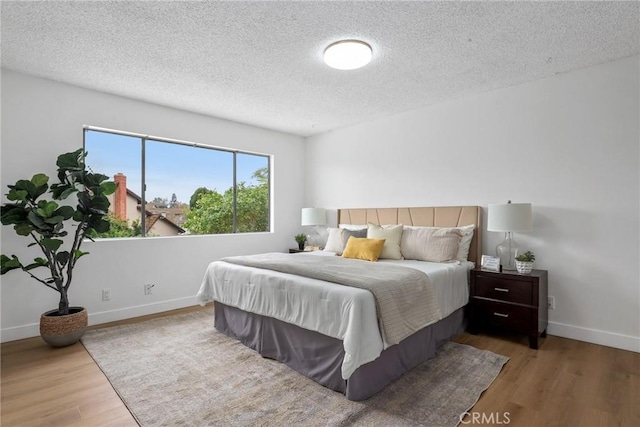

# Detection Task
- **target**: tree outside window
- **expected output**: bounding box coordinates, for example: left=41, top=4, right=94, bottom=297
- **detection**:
left=84, top=129, right=271, bottom=238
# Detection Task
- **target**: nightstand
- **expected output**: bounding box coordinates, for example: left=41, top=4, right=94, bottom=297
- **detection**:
left=289, top=248, right=321, bottom=253
left=468, top=268, right=548, bottom=349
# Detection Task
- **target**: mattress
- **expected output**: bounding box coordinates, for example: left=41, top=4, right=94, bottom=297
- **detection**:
left=196, top=252, right=472, bottom=379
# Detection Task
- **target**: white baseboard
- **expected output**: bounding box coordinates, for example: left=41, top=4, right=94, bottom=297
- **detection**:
left=3, top=303, right=638, bottom=354
left=547, top=321, right=640, bottom=353
left=0, top=296, right=198, bottom=343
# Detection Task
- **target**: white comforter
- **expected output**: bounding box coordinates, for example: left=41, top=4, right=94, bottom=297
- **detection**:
left=196, top=252, right=472, bottom=379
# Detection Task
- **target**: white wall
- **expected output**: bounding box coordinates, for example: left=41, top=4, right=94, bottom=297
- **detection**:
left=305, top=56, right=640, bottom=352
left=0, top=70, right=306, bottom=342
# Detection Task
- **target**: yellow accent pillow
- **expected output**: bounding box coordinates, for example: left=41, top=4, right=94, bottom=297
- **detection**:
left=341, top=237, right=386, bottom=262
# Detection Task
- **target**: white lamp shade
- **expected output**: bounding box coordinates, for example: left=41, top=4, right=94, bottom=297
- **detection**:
left=487, top=203, right=532, bottom=232
left=301, top=208, right=326, bottom=226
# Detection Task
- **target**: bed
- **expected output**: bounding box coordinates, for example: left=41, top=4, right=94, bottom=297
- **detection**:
left=197, top=206, right=482, bottom=401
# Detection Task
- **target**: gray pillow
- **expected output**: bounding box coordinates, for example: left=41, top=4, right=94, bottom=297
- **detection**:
left=341, top=228, right=367, bottom=252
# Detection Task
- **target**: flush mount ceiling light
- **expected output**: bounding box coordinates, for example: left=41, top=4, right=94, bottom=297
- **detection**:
left=323, top=40, right=372, bottom=70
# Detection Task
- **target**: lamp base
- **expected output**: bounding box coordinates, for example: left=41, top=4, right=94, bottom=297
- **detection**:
left=496, top=233, right=521, bottom=271
left=305, top=226, right=323, bottom=248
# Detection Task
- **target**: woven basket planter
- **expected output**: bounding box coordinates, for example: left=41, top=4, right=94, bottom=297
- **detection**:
left=40, top=307, right=88, bottom=347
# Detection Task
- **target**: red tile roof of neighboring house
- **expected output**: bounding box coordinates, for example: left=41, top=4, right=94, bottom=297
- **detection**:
left=113, top=173, right=186, bottom=235
left=144, top=213, right=186, bottom=234
left=127, top=189, right=186, bottom=234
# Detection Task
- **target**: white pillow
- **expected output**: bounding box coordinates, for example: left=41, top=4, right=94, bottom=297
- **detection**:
left=323, top=227, right=368, bottom=254
left=401, top=225, right=475, bottom=262
left=367, top=223, right=404, bottom=260
left=456, top=224, right=475, bottom=262
left=401, top=227, right=463, bottom=262
left=324, top=228, right=344, bottom=253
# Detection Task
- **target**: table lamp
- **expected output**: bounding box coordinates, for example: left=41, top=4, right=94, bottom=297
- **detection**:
left=301, top=208, right=326, bottom=227
left=301, top=208, right=326, bottom=248
left=487, top=201, right=532, bottom=270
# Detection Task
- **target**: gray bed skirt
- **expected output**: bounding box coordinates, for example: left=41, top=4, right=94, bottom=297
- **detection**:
left=214, top=302, right=465, bottom=401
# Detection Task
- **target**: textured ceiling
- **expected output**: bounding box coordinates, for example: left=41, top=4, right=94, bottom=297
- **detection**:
left=2, top=1, right=639, bottom=137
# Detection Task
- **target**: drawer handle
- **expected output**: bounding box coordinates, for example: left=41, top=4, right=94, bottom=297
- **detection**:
left=494, top=287, right=509, bottom=292
left=493, top=312, right=509, bottom=318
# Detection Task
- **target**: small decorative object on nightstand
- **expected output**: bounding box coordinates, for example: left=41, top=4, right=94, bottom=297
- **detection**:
left=294, top=233, right=307, bottom=251
left=480, top=255, right=501, bottom=272
left=515, top=250, right=535, bottom=274
left=301, top=207, right=326, bottom=247
left=487, top=201, right=532, bottom=271
left=468, top=268, right=548, bottom=349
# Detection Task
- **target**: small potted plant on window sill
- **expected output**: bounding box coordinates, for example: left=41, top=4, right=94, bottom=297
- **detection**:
left=294, top=233, right=307, bottom=251
left=515, top=250, right=535, bottom=274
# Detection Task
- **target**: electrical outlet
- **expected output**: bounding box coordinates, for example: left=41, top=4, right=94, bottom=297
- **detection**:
left=144, top=284, right=154, bottom=295
left=102, top=288, right=111, bottom=301
left=548, top=296, right=555, bottom=310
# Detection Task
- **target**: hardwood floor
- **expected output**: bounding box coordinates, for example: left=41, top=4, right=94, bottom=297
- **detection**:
left=2, top=307, right=638, bottom=426
left=1, top=306, right=205, bottom=427
left=454, top=331, right=639, bottom=427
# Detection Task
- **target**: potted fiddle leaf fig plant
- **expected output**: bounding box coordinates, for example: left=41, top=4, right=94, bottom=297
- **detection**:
left=0, top=148, right=115, bottom=347
left=294, top=233, right=307, bottom=251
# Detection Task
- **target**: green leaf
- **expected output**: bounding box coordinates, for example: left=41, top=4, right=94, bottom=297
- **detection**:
left=74, top=250, right=89, bottom=260
left=50, top=183, right=75, bottom=200
left=13, top=179, right=36, bottom=196
left=60, top=188, right=76, bottom=199
left=31, top=173, right=49, bottom=187
left=77, top=192, right=91, bottom=213
left=34, top=257, right=48, bottom=265
left=41, top=238, right=63, bottom=252
left=30, top=174, right=49, bottom=199
left=56, top=169, right=67, bottom=183
left=100, top=181, right=116, bottom=196
left=27, top=211, right=48, bottom=229
left=83, top=173, right=101, bottom=188
left=36, top=201, right=58, bottom=218
left=24, top=262, right=47, bottom=271
left=14, top=223, right=34, bottom=236
left=90, top=218, right=110, bottom=234
left=56, top=149, right=83, bottom=170
left=6, top=189, right=28, bottom=202
left=44, top=215, right=64, bottom=225
left=89, top=194, right=110, bottom=213
left=1, top=205, right=28, bottom=225
left=1, top=255, right=22, bottom=275
left=86, top=214, right=110, bottom=234
left=72, top=210, right=85, bottom=222
left=56, top=251, right=70, bottom=266
left=53, top=206, right=75, bottom=220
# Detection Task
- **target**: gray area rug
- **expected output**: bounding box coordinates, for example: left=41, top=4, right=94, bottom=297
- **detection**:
left=81, top=309, right=509, bottom=427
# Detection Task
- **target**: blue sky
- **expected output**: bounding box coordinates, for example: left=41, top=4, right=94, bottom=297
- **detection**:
left=85, top=130, right=268, bottom=203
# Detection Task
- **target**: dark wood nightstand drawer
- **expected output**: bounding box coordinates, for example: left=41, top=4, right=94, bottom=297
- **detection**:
left=469, top=268, right=548, bottom=349
left=474, top=274, right=533, bottom=305
left=473, top=300, right=532, bottom=334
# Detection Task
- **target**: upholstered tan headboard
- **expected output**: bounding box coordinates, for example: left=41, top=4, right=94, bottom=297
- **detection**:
left=338, top=206, right=482, bottom=264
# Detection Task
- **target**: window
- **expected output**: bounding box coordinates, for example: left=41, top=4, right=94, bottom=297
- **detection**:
left=84, top=128, right=270, bottom=238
